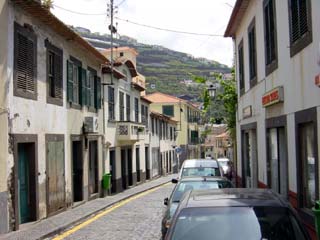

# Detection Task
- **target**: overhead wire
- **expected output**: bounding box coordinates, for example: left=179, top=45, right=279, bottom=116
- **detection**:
left=52, top=4, right=224, bottom=37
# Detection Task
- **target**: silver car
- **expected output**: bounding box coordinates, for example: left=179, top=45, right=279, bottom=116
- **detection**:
left=177, top=159, right=223, bottom=179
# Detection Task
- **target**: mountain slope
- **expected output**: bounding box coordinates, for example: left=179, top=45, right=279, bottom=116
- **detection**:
left=74, top=27, right=231, bottom=98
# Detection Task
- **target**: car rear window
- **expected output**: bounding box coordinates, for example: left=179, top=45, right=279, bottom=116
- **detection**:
left=171, top=207, right=308, bottom=240
left=172, top=181, right=219, bottom=202
left=181, top=167, right=221, bottom=177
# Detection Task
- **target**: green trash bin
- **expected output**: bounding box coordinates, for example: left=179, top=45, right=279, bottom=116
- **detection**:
left=103, top=173, right=112, bottom=190
left=312, top=200, right=320, bottom=239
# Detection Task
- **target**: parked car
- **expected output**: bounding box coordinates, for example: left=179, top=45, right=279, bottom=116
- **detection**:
left=165, top=188, right=311, bottom=240
left=176, top=159, right=223, bottom=180
left=217, top=158, right=230, bottom=175
left=162, top=176, right=233, bottom=238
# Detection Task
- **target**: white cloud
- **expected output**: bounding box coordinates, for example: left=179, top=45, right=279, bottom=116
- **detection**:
left=52, top=0, right=235, bottom=66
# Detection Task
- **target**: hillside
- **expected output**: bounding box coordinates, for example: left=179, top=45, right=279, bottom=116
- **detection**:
left=73, top=27, right=231, bottom=98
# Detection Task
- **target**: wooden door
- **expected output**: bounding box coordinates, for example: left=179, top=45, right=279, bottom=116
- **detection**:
left=47, top=140, right=65, bottom=215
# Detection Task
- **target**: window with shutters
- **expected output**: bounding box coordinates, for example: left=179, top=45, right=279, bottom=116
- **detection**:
left=87, top=67, right=101, bottom=112
left=288, top=0, right=312, bottom=57
left=162, top=105, right=174, bottom=117
left=134, top=98, right=139, bottom=122
left=45, top=40, right=63, bottom=106
left=126, top=94, right=130, bottom=121
left=119, top=91, right=125, bottom=121
left=67, top=57, right=82, bottom=108
left=145, top=106, right=148, bottom=127
left=238, top=40, right=245, bottom=95
left=263, top=0, right=278, bottom=76
left=108, top=87, right=115, bottom=120
left=141, top=104, right=145, bottom=124
left=87, top=69, right=95, bottom=109
left=14, top=22, right=37, bottom=100
left=248, top=18, right=257, bottom=87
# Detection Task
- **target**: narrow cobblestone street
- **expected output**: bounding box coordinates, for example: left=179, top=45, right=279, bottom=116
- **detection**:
left=53, top=183, right=174, bottom=240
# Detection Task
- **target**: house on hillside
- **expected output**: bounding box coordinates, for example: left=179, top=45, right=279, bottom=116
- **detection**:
left=225, top=0, right=320, bottom=237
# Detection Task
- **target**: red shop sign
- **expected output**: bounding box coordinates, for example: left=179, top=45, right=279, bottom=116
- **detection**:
left=262, top=86, right=284, bottom=107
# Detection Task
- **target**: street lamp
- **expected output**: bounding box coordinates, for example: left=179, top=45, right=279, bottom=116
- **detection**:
left=208, top=84, right=217, bottom=98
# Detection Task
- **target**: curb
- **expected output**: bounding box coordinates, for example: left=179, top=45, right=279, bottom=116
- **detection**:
left=40, top=179, right=172, bottom=240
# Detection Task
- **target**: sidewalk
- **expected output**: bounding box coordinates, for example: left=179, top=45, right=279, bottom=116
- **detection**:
left=0, top=174, right=176, bottom=240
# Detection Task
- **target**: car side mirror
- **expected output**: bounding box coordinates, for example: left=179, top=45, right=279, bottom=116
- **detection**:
left=164, top=197, right=169, bottom=206
left=171, top=178, right=178, bottom=184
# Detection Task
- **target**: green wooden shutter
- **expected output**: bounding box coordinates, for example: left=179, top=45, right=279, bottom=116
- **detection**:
left=55, top=54, right=63, bottom=99
left=81, top=68, right=88, bottom=106
left=67, top=60, right=73, bottom=102
left=86, top=72, right=91, bottom=107
left=95, top=76, right=102, bottom=109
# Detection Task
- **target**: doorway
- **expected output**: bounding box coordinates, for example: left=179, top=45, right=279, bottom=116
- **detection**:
left=72, top=140, right=83, bottom=202
left=89, top=141, right=98, bottom=195
left=136, top=147, right=140, bottom=182
left=110, top=149, right=116, bottom=193
left=18, top=143, right=37, bottom=224
left=267, top=127, right=288, bottom=197
left=241, top=126, right=258, bottom=188
left=46, top=135, right=65, bottom=216
left=145, top=147, right=150, bottom=180
left=121, top=149, right=128, bottom=190
left=128, top=148, right=133, bottom=186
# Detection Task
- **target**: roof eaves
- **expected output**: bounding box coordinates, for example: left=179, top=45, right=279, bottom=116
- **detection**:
left=224, top=0, right=250, bottom=38
left=11, top=0, right=108, bottom=63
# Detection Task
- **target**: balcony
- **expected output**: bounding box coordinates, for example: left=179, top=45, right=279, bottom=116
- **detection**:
left=132, top=75, right=146, bottom=91
left=116, top=121, right=145, bottom=142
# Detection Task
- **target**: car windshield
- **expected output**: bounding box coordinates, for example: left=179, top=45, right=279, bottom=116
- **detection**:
left=172, top=181, right=224, bottom=202
left=171, top=207, right=308, bottom=240
left=218, top=161, right=228, bottom=167
left=181, top=167, right=220, bottom=177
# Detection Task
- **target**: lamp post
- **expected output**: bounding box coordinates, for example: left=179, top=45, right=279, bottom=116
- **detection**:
left=208, top=84, right=217, bottom=98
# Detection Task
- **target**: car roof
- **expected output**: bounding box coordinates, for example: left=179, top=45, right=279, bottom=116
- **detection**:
left=182, top=159, right=219, bottom=168
left=217, top=158, right=229, bottom=161
left=183, top=188, right=287, bottom=208
left=179, top=176, right=228, bottom=182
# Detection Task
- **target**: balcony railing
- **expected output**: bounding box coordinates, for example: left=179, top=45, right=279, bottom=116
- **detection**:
left=132, top=76, right=146, bottom=91
left=117, top=121, right=145, bottom=142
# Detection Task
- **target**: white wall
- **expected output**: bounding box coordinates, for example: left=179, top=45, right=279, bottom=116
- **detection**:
left=7, top=3, right=104, bottom=218
left=234, top=0, right=320, bottom=189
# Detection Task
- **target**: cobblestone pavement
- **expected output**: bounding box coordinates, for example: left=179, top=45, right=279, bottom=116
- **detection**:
left=58, top=183, right=174, bottom=240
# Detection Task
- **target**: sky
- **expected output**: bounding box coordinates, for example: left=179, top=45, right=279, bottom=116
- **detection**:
left=52, top=0, right=236, bottom=67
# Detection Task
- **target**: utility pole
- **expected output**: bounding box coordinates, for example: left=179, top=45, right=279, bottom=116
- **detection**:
left=107, top=0, right=117, bottom=85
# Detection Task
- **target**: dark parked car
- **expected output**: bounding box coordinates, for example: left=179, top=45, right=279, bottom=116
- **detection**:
left=165, top=188, right=311, bottom=240
left=162, top=177, right=233, bottom=238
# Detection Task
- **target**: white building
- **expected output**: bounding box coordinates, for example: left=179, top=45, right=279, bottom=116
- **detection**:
left=225, top=0, right=320, bottom=236
left=101, top=47, right=151, bottom=194
left=0, top=0, right=109, bottom=233
left=149, top=111, right=177, bottom=176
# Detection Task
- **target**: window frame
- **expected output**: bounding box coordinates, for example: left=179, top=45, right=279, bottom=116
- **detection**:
left=248, top=18, right=257, bottom=87
left=134, top=97, right=139, bottom=123
left=13, top=22, right=37, bottom=100
left=238, top=40, right=245, bottom=96
left=162, top=105, right=174, bottom=117
left=108, top=86, right=115, bottom=121
left=126, top=94, right=131, bottom=121
left=45, top=40, right=63, bottom=106
left=288, top=0, right=313, bottom=57
left=67, top=56, right=82, bottom=109
left=263, top=0, right=278, bottom=76
left=119, top=91, right=125, bottom=121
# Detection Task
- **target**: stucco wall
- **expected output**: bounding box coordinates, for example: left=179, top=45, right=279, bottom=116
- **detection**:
left=0, top=0, right=8, bottom=194
left=7, top=3, right=104, bottom=220
left=234, top=0, right=320, bottom=189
